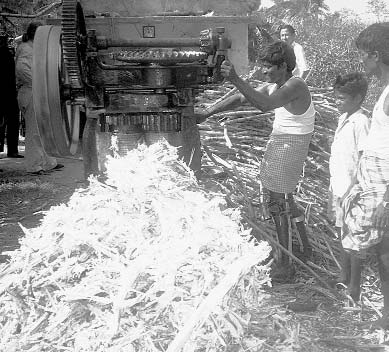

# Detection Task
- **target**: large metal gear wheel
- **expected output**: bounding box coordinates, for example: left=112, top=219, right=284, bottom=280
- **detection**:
left=61, top=0, right=86, bottom=89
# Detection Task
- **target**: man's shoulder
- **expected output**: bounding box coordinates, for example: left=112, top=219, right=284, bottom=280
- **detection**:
left=286, top=76, right=308, bottom=89
left=282, top=77, right=309, bottom=98
left=351, top=109, right=369, bottom=119
left=282, top=77, right=310, bottom=102
left=349, top=109, right=370, bottom=126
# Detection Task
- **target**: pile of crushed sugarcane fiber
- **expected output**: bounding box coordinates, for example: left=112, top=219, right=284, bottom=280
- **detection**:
left=198, top=82, right=343, bottom=278
left=0, top=142, right=271, bottom=351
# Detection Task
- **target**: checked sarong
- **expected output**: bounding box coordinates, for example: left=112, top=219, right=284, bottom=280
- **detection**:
left=260, top=132, right=312, bottom=193
left=343, top=154, right=389, bottom=253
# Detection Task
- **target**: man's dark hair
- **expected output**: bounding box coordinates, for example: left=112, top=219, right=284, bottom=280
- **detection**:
left=279, top=24, right=296, bottom=35
left=260, top=40, right=296, bottom=72
left=22, top=22, right=42, bottom=42
left=355, top=22, right=389, bottom=65
left=333, top=72, right=368, bottom=102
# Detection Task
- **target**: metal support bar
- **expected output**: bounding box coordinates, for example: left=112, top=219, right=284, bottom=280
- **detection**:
left=95, top=58, right=208, bottom=70
left=96, top=37, right=201, bottom=49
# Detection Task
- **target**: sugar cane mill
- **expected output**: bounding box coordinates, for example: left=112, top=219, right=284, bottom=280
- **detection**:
left=0, top=0, right=263, bottom=179
left=5, top=1, right=389, bottom=350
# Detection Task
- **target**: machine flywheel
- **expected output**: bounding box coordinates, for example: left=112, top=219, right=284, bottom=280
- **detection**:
left=33, top=25, right=81, bottom=156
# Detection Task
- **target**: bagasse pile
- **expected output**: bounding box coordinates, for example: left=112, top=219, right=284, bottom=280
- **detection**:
left=0, top=142, right=271, bottom=352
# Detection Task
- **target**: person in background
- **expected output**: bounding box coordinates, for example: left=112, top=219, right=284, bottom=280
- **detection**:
left=279, top=24, right=310, bottom=80
left=327, top=72, right=370, bottom=302
left=15, top=22, right=63, bottom=174
left=342, top=22, right=389, bottom=328
left=0, top=31, right=22, bottom=158
left=196, top=41, right=315, bottom=281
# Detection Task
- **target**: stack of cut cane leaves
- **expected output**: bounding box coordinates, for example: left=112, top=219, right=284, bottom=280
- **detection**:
left=0, top=142, right=271, bottom=351
left=198, top=83, right=343, bottom=276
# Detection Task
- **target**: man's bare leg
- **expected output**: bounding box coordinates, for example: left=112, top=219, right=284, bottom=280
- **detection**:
left=375, top=236, right=389, bottom=328
left=337, top=227, right=351, bottom=286
left=287, top=193, right=312, bottom=260
left=267, top=191, right=295, bottom=281
left=348, top=254, right=362, bottom=302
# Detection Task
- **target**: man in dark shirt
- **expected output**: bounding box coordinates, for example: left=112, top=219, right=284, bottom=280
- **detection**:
left=0, top=32, right=22, bottom=158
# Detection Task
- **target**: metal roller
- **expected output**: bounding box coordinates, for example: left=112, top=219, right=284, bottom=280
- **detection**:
left=66, top=103, right=80, bottom=155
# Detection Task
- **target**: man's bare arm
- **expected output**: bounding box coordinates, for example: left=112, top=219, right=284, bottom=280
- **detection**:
left=195, top=93, right=245, bottom=124
left=221, top=61, right=301, bottom=112
left=206, top=93, right=245, bottom=115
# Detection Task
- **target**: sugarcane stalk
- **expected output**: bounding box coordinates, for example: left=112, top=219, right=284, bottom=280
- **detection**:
left=244, top=216, right=335, bottom=291
left=166, top=252, right=263, bottom=352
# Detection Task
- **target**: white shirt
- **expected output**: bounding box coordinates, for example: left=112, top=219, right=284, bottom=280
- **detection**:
left=363, top=84, right=389, bottom=158
left=329, top=109, right=370, bottom=198
left=291, top=42, right=309, bottom=78
left=272, top=99, right=315, bottom=135
left=269, top=77, right=316, bottom=135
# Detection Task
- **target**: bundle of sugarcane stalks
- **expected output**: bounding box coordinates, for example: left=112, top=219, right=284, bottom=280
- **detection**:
left=197, top=82, right=344, bottom=284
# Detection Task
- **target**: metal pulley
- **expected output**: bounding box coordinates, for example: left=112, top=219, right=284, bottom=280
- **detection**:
left=32, top=25, right=81, bottom=156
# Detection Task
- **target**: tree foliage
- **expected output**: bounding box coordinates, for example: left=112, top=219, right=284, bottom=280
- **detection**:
left=1, top=0, right=58, bottom=13
left=0, top=0, right=59, bottom=36
left=367, top=0, right=389, bottom=21
left=250, top=0, right=381, bottom=109
left=265, top=0, right=329, bottom=21
left=296, top=15, right=364, bottom=86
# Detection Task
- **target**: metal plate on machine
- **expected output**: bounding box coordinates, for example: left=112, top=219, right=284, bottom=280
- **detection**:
left=143, top=25, right=155, bottom=38
left=106, top=93, right=169, bottom=113
left=99, top=111, right=183, bottom=133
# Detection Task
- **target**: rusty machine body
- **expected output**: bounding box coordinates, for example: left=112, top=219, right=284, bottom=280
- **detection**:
left=30, top=0, right=236, bottom=177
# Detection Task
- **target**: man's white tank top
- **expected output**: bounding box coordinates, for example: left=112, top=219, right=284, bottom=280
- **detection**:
left=364, top=84, right=389, bottom=158
left=270, top=78, right=315, bottom=135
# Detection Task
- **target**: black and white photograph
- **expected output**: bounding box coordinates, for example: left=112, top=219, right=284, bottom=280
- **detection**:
left=1, top=0, right=389, bottom=351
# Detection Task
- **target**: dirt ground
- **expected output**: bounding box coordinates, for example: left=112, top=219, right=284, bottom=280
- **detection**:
left=0, top=143, right=85, bottom=262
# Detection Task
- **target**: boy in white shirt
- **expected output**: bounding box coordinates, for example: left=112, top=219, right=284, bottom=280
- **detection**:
left=328, top=72, right=370, bottom=301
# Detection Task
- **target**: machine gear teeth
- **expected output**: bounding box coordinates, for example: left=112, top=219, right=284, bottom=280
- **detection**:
left=116, top=48, right=208, bottom=64
left=61, top=0, right=86, bottom=89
